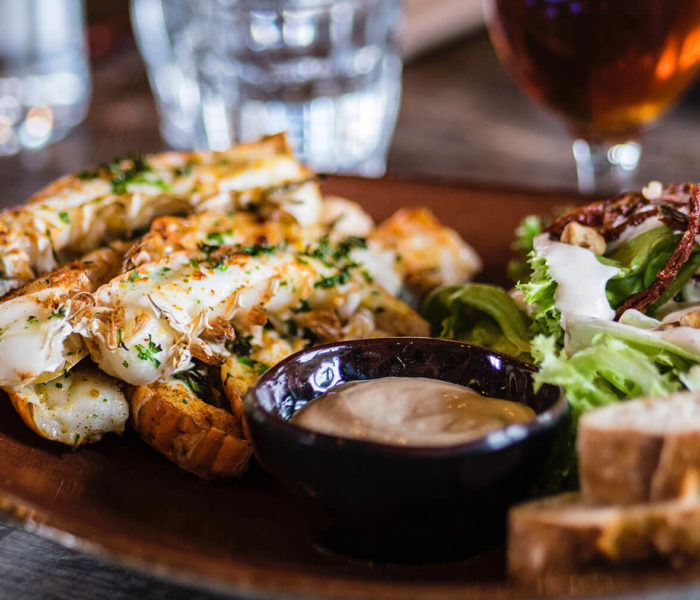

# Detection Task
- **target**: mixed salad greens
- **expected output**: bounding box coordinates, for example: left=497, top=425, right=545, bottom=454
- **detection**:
left=420, top=182, right=700, bottom=488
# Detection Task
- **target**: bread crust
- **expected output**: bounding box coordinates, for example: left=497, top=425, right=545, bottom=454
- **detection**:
left=128, top=380, right=253, bottom=480
left=508, top=492, right=700, bottom=585
left=578, top=424, right=664, bottom=504
left=578, top=392, right=700, bottom=504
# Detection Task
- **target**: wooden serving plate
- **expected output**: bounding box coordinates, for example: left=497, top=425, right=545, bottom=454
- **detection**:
left=0, top=176, right=697, bottom=599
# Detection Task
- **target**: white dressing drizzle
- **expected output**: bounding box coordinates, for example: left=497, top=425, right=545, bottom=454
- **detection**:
left=534, top=234, right=620, bottom=325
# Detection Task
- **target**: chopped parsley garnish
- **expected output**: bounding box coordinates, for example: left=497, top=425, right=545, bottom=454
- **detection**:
left=314, top=267, right=352, bottom=289
left=285, top=319, right=298, bottom=337
left=227, top=333, right=253, bottom=356
left=117, top=328, right=128, bottom=350
left=122, top=360, right=129, bottom=369
left=173, top=364, right=212, bottom=402
left=76, top=154, right=169, bottom=194
left=49, top=306, right=66, bottom=319
left=237, top=355, right=270, bottom=375
left=58, top=211, right=70, bottom=224
left=134, top=335, right=162, bottom=369
left=173, top=160, right=196, bottom=177
left=302, top=235, right=367, bottom=266
left=46, top=229, right=59, bottom=264
left=55, top=382, right=63, bottom=389
left=196, top=243, right=219, bottom=256
left=27, top=315, right=38, bottom=324
left=240, top=242, right=280, bottom=256
left=335, top=235, right=367, bottom=258
left=128, top=269, right=140, bottom=282
left=206, top=231, right=225, bottom=246
left=291, top=299, right=311, bottom=313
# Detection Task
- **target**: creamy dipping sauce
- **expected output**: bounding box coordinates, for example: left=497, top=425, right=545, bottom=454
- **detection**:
left=290, top=377, right=536, bottom=447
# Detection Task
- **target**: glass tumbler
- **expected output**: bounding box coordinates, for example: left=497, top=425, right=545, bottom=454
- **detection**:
left=131, top=0, right=402, bottom=176
left=0, top=0, right=91, bottom=156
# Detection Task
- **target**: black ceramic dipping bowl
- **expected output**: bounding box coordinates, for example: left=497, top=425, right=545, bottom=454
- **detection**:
left=244, top=338, right=569, bottom=562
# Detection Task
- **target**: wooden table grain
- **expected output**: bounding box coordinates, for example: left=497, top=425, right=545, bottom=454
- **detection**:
left=3, top=31, right=700, bottom=600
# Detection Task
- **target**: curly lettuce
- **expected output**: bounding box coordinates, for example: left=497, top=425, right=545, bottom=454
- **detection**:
left=532, top=334, right=682, bottom=422
left=508, top=215, right=544, bottom=282
left=516, top=251, right=563, bottom=343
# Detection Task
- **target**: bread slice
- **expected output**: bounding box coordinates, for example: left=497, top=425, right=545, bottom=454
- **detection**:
left=578, top=391, right=700, bottom=505
left=508, top=490, right=700, bottom=584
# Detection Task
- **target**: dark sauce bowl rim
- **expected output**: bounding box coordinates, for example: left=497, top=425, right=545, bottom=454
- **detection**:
left=244, top=337, right=569, bottom=458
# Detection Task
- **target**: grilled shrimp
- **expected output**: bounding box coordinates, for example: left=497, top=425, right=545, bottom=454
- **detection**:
left=0, top=134, right=321, bottom=295
left=370, top=207, right=482, bottom=297
left=8, top=365, right=128, bottom=447
left=0, top=247, right=121, bottom=387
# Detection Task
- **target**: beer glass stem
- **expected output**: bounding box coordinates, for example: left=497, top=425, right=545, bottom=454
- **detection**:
left=572, top=139, right=642, bottom=195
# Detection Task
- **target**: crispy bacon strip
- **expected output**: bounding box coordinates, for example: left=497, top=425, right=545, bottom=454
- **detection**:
left=614, top=186, right=700, bottom=319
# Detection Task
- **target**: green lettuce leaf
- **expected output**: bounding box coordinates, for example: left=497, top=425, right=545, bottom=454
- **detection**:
left=516, top=251, right=564, bottom=343
left=599, top=226, right=700, bottom=314
left=422, top=283, right=532, bottom=361
left=603, top=227, right=677, bottom=308
left=602, top=226, right=700, bottom=312
left=532, top=334, right=682, bottom=422
left=508, top=215, right=544, bottom=283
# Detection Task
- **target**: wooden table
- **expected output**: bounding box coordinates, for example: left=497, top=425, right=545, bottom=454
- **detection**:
left=2, top=31, right=700, bottom=600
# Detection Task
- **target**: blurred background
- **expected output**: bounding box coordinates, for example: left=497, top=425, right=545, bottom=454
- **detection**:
left=1, top=0, right=700, bottom=204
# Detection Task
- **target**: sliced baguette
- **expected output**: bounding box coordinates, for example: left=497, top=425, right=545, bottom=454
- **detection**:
left=578, top=391, right=700, bottom=505
left=508, top=488, right=700, bottom=585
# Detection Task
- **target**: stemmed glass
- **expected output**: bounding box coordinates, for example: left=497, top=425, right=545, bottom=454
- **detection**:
left=484, top=0, right=700, bottom=194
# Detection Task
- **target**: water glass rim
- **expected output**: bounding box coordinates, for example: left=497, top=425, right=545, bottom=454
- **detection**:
left=198, top=0, right=383, bottom=11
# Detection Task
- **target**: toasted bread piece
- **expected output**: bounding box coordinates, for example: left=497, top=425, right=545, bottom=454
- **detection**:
left=508, top=489, right=700, bottom=585
left=578, top=391, right=700, bottom=505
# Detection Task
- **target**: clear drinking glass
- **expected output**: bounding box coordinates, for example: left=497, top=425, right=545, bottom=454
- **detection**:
left=484, top=0, right=700, bottom=194
left=130, top=0, right=402, bottom=176
left=0, top=0, right=91, bottom=156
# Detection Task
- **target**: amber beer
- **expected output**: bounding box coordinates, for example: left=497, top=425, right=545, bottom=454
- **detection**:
left=485, top=0, right=700, bottom=140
